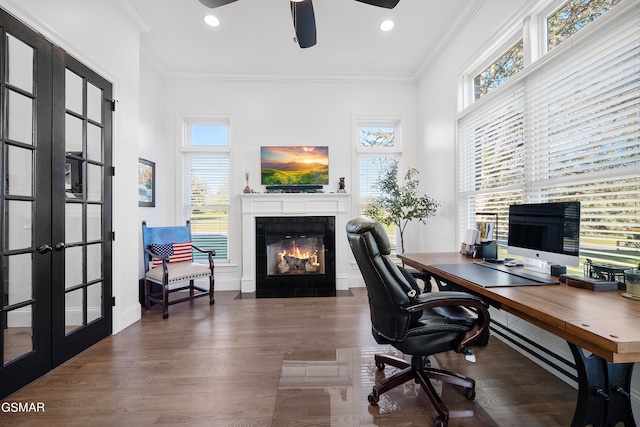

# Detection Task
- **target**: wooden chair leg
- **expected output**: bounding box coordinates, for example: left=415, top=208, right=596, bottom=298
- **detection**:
left=144, top=279, right=151, bottom=310
left=209, top=275, right=215, bottom=305
left=162, top=282, right=169, bottom=319
left=374, top=353, right=410, bottom=370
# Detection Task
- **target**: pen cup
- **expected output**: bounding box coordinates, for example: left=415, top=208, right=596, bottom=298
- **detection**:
left=623, top=269, right=640, bottom=298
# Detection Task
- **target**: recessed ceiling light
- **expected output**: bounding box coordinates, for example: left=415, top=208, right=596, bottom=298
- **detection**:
left=204, top=15, right=220, bottom=27
left=379, top=20, right=395, bottom=32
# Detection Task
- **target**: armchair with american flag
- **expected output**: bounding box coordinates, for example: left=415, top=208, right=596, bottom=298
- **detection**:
left=141, top=221, right=215, bottom=319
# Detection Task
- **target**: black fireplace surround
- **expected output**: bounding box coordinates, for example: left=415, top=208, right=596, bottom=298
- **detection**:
left=255, top=216, right=336, bottom=298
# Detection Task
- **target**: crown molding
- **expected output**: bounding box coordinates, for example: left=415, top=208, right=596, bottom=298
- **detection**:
left=413, top=0, right=487, bottom=82
left=162, top=70, right=418, bottom=85
left=111, top=0, right=152, bottom=34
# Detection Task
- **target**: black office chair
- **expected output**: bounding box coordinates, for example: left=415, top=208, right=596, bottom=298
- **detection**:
left=346, top=217, right=490, bottom=427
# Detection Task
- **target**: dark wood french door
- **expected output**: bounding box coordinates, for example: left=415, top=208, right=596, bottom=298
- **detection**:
left=0, top=8, right=113, bottom=398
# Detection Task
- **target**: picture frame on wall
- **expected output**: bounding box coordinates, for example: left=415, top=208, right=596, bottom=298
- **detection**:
left=138, top=158, right=155, bottom=207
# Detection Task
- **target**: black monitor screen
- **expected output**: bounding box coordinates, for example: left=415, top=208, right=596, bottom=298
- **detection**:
left=508, top=201, right=580, bottom=257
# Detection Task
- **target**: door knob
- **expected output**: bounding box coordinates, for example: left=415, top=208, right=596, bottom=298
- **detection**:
left=36, top=244, right=52, bottom=254
left=55, top=242, right=66, bottom=251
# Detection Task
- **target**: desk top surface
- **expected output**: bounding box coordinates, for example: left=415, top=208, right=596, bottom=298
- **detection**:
left=399, top=252, right=640, bottom=363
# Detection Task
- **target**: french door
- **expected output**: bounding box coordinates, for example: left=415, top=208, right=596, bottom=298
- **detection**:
left=0, top=8, right=113, bottom=397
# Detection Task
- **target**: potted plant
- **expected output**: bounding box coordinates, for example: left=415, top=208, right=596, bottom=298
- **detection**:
left=363, top=160, right=439, bottom=254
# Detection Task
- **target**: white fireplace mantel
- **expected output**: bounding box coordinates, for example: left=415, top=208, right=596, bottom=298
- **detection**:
left=240, top=193, right=351, bottom=293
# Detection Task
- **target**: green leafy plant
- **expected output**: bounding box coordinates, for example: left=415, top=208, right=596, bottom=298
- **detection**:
left=363, top=161, right=439, bottom=254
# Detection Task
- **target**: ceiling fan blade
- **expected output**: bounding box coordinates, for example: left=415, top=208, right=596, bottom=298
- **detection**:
left=290, top=0, right=317, bottom=48
left=198, top=0, right=238, bottom=8
left=354, top=0, right=400, bottom=8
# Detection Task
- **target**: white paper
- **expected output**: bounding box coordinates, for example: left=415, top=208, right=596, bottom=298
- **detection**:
left=465, top=229, right=479, bottom=245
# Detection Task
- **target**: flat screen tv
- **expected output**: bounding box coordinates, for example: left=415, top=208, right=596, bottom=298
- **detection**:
left=507, top=201, right=580, bottom=267
left=261, top=146, right=329, bottom=188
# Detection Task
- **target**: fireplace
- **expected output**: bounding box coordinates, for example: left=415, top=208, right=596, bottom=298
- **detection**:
left=240, top=193, right=350, bottom=294
left=256, top=216, right=336, bottom=298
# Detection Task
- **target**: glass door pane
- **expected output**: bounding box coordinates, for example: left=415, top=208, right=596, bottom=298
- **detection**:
left=5, top=145, right=33, bottom=196
left=0, top=9, right=112, bottom=399
left=3, top=254, right=33, bottom=365
left=56, top=57, right=111, bottom=349
left=0, top=14, right=54, bottom=399
left=2, top=33, right=38, bottom=366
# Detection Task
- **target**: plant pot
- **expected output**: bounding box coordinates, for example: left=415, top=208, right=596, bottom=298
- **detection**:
left=623, top=269, right=640, bottom=300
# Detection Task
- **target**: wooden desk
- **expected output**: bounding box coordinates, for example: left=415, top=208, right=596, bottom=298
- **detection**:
left=399, top=252, right=639, bottom=427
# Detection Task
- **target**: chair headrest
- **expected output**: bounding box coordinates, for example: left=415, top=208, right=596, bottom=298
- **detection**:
left=346, top=217, right=392, bottom=255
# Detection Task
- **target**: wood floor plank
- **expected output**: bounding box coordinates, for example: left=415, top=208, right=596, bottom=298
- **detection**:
left=1, top=288, right=576, bottom=426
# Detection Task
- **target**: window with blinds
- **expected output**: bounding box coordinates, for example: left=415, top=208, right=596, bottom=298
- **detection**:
left=458, top=2, right=639, bottom=271
left=359, top=156, right=398, bottom=212
left=182, top=120, right=230, bottom=262
left=356, top=123, right=401, bottom=253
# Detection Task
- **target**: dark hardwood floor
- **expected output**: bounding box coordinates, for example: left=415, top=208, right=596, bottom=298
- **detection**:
left=1, top=288, right=577, bottom=426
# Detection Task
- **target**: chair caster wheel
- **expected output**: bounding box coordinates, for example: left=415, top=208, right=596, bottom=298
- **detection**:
left=463, top=387, right=476, bottom=401
left=434, top=416, right=447, bottom=427
left=368, top=393, right=379, bottom=406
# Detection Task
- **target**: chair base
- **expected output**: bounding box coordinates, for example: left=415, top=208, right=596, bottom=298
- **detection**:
left=369, top=353, right=476, bottom=427
left=144, top=278, right=215, bottom=319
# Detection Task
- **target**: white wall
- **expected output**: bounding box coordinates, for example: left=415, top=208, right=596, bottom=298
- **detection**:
left=155, top=77, right=418, bottom=289
left=416, top=0, right=531, bottom=252
left=138, top=53, right=174, bottom=278
left=0, top=0, right=143, bottom=332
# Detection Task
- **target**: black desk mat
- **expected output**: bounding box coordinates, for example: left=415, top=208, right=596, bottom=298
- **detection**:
left=431, top=262, right=559, bottom=288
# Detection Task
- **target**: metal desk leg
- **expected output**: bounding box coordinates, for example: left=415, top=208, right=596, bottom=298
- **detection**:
left=569, top=343, right=636, bottom=427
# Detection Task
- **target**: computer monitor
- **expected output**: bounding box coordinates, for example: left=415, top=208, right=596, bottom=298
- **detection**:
left=507, top=201, right=580, bottom=268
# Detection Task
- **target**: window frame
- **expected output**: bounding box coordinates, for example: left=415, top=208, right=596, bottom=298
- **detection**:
left=352, top=116, right=404, bottom=254
left=472, top=38, right=525, bottom=102
left=178, top=116, right=233, bottom=263
left=459, top=24, right=524, bottom=111
left=456, top=0, right=638, bottom=271
left=355, top=118, right=403, bottom=154
left=545, top=0, right=623, bottom=52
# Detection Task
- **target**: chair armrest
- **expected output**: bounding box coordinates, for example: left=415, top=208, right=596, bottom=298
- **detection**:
left=405, top=268, right=433, bottom=292
left=144, top=247, right=169, bottom=274
left=401, top=291, right=486, bottom=312
left=145, top=247, right=170, bottom=263
left=402, top=291, right=490, bottom=352
left=192, top=245, right=216, bottom=269
left=192, top=245, right=216, bottom=257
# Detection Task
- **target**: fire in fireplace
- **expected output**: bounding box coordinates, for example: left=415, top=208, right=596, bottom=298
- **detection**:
left=256, top=216, right=335, bottom=297
left=267, top=236, right=326, bottom=276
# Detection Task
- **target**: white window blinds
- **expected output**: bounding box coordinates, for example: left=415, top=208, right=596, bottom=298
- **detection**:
left=356, top=121, right=401, bottom=254
left=359, top=156, right=398, bottom=209
left=457, top=8, right=639, bottom=270
left=183, top=153, right=230, bottom=261
left=526, top=19, right=639, bottom=265
left=358, top=156, right=399, bottom=252
left=458, top=86, right=526, bottom=194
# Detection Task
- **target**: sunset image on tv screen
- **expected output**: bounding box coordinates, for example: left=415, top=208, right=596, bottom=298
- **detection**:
left=261, top=146, right=329, bottom=185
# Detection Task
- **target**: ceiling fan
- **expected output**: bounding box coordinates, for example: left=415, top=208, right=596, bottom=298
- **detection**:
left=198, top=0, right=400, bottom=48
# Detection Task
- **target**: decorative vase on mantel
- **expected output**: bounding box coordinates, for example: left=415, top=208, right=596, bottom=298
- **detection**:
left=243, top=172, right=250, bottom=194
